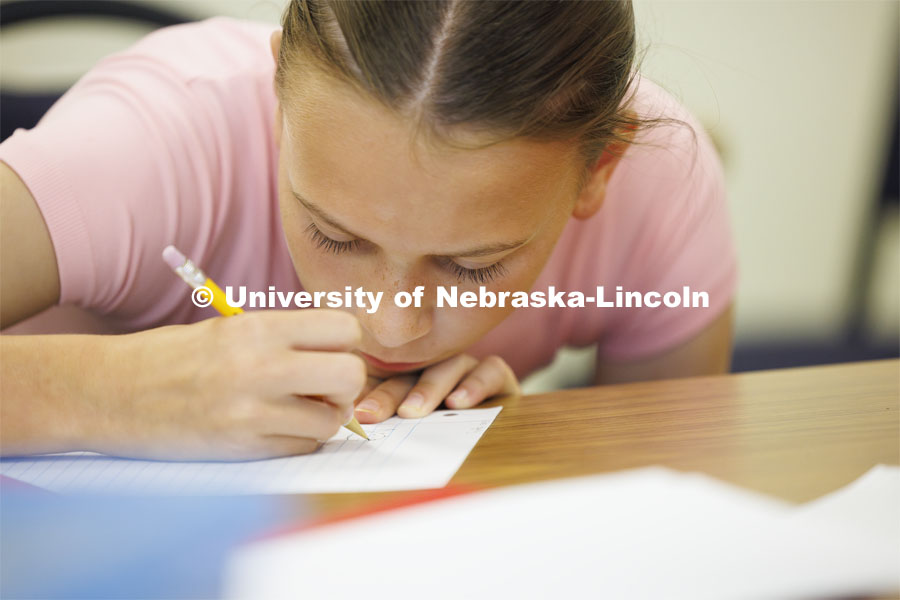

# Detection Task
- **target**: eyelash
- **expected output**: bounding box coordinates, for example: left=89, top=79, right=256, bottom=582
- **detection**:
left=304, top=223, right=508, bottom=284
left=305, top=222, right=361, bottom=254
left=443, top=261, right=508, bottom=285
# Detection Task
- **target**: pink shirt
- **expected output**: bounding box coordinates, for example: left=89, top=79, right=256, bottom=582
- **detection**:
left=0, top=18, right=737, bottom=378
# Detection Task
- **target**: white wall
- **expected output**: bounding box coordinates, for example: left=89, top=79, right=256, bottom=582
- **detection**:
left=0, top=1, right=283, bottom=90
left=633, top=0, right=899, bottom=342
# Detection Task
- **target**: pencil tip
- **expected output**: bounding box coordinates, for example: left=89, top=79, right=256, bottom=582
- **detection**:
left=344, top=417, right=369, bottom=440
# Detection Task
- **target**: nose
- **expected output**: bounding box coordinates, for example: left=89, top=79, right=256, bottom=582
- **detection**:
left=358, top=267, right=433, bottom=349
left=359, top=294, right=433, bottom=349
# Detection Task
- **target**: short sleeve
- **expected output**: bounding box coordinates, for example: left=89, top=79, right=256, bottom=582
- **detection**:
left=0, top=19, right=278, bottom=329
left=594, top=117, right=738, bottom=361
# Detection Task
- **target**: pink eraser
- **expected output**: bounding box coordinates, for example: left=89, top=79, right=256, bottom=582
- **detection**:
left=162, top=245, right=187, bottom=270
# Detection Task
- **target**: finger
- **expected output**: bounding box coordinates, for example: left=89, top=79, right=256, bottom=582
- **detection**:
left=396, top=354, right=479, bottom=418
left=264, top=395, right=346, bottom=441
left=268, top=350, right=367, bottom=409
left=445, top=355, right=520, bottom=409
left=250, top=435, right=321, bottom=459
left=354, top=376, right=384, bottom=406
left=354, top=375, right=417, bottom=424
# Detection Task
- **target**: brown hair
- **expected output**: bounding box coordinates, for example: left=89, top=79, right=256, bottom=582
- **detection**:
left=276, top=0, right=673, bottom=171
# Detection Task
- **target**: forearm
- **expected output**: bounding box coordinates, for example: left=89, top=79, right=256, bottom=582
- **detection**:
left=595, top=305, right=734, bottom=385
left=0, top=334, right=122, bottom=456
left=1, top=311, right=368, bottom=461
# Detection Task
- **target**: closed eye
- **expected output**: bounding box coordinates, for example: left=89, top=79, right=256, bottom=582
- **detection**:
left=306, top=223, right=508, bottom=284
left=441, top=260, right=508, bottom=284
left=305, top=223, right=361, bottom=254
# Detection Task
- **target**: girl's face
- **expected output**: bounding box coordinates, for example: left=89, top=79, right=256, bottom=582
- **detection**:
left=275, top=68, right=587, bottom=378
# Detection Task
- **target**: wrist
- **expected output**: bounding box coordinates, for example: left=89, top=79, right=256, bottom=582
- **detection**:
left=72, top=332, right=140, bottom=455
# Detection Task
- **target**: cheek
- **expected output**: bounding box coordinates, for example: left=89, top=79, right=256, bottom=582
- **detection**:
left=422, top=303, right=515, bottom=360
left=424, top=239, right=558, bottom=348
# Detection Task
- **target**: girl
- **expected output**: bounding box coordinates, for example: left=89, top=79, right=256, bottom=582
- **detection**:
left=0, top=1, right=736, bottom=460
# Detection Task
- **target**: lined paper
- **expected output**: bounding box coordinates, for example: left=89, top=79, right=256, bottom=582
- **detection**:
left=0, top=407, right=501, bottom=495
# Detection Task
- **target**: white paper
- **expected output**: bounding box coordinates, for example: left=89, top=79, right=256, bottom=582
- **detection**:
left=224, top=465, right=900, bottom=600
left=0, top=407, right=501, bottom=495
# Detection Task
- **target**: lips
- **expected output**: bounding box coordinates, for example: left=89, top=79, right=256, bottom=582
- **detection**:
left=359, top=352, right=428, bottom=373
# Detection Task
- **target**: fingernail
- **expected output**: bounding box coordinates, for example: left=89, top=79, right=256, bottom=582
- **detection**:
left=446, top=389, right=468, bottom=408
left=355, top=398, right=380, bottom=415
left=403, top=392, right=425, bottom=411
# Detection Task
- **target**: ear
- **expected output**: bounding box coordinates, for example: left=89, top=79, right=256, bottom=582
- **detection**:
left=270, top=30, right=284, bottom=148
left=270, top=29, right=282, bottom=61
left=571, top=139, right=630, bottom=221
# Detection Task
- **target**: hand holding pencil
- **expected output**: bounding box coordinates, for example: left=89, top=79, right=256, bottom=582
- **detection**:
left=163, top=246, right=369, bottom=442
left=83, top=244, right=372, bottom=462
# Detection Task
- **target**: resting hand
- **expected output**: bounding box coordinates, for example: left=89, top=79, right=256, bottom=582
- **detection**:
left=353, top=354, right=519, bottom=423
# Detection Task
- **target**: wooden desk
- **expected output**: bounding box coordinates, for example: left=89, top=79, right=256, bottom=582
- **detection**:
left=304, top=359, right=899, bottom=516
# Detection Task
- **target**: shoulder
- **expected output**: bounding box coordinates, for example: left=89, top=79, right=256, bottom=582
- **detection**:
left=538, top=74, right=735, bottom=350
left=617, top=74, right=724, bottom=195
left=550, top=75, right=727, bottom=281
left=99, top=17, right=278, bottom=85
left=0, top=18, right=285, bottom=326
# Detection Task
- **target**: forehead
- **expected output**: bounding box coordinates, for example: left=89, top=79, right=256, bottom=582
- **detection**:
left=280, top=68, right=580, bottom=246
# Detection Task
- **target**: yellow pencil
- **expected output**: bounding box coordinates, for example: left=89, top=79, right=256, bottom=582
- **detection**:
left=162, top=244, right=368, bottom=441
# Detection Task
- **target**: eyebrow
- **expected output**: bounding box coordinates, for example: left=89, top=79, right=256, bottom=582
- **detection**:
left=292, top=190, right=533, bottom=258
